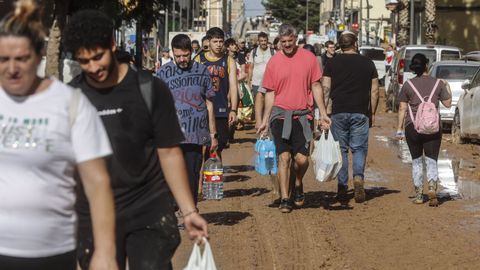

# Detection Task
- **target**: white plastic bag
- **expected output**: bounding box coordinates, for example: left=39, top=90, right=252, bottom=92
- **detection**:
left=311, top=130, right=343, bottom=182
left=184, top=238, right=217, bottom=270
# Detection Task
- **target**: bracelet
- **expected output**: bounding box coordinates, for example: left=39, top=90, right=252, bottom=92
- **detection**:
left=230, top=109, right=237, bottom=113
left=181, top=208, right=199, bottom=217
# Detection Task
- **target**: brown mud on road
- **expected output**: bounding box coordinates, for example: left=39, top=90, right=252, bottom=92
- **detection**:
left=173, top=99, right=480, bottom=269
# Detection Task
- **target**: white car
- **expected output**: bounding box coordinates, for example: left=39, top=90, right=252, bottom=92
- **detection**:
left=452, top=67, right=480, bottom=143
left=359, top=46, right=386, bottom=83
left=428, top=61, right=480, bottom=125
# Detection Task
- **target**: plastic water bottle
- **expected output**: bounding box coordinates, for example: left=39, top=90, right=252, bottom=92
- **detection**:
left=255, top=139, right=268, bottom=175
left=203, top=153, right=224, bottom=200
left=265, top=139, right=277, bottom=175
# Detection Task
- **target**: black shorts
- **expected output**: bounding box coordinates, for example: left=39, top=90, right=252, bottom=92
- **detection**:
left=215, top=117, right=229, bottom=151
left=77, top=211, right=180, bottom=270
left=0, top=251, right=76, bottom=270
left=271, top=119, right=310, bottom=156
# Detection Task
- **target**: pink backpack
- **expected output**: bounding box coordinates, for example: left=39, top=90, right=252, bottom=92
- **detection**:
left=407, top=79, right=440, bottom=134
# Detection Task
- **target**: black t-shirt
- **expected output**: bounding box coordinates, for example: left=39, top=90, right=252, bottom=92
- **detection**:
left=323, top=54, right=378, bottom=115
left=234, top=52, right=246, bottom=65
left=70, top=66, right=184, bottom=228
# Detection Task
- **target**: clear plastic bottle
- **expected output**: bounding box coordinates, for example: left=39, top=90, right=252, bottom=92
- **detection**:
left=203, top=153, right=224, bottom=200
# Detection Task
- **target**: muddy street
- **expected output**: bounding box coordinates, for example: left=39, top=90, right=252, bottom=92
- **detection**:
left=172, top=102, right=480, bottom=270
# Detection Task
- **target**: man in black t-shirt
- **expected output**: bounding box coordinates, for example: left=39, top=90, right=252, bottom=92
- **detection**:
left=322, top=31, right=379, bottom=205
left=64, top=10, right=208, bottom=270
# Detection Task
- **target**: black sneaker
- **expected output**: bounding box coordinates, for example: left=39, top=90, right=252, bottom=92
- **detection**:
left=336, top=184, right=348, bottom=204
left=293, top=184, right=305, bottom=207
left=279, top=198, right=293, bottom=213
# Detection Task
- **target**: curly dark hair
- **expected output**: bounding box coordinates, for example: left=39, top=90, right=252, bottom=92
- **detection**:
left=63, top=10, right=114, bottom=54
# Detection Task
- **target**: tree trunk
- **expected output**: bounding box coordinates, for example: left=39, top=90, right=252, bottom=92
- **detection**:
left=45, top=18, right=61, bottom=79
left=424, top=0, right=437, bottom=44
left=397, top=0, right=409, bottom=47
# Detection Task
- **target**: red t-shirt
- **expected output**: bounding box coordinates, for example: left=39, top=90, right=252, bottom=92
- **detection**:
left=262, top=48, right=322, bottom=111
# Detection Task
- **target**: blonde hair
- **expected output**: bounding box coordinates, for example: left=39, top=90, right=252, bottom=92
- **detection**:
left=0, top=0, right=45, bottom=54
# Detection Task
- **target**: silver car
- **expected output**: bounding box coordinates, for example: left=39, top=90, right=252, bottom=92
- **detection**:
left=452, top=67, right=480, bottom=143
left=428, top=61, right=480, bottom=125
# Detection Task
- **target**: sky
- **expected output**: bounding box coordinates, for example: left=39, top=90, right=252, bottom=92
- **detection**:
left=244, top=0, right=266, bottom=17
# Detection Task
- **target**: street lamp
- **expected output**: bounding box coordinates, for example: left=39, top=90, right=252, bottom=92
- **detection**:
left=385, top=0, right=400, bottom=46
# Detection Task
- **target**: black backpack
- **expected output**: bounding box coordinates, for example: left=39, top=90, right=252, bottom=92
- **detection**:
left=252, top=47, right=275, bottom=61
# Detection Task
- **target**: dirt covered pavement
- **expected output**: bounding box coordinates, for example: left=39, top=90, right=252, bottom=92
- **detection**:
left=172, top=97, right=480, bottom=269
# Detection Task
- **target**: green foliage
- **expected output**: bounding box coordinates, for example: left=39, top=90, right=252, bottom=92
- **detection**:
left=262, top=0, right=321, bottom=32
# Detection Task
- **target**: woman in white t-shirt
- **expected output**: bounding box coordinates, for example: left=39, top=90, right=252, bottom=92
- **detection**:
left=0, top=1, right=118, bottom=270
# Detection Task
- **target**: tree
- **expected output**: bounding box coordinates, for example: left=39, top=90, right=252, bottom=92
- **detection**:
left=262, top=0, right=321, bottom=33
left=424, top=0, right=437, bottom=44
left=397, top=0, right=409, bottom=46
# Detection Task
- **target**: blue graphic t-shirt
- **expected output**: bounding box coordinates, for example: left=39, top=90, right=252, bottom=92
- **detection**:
left=157, top=61, right=215, bottom=145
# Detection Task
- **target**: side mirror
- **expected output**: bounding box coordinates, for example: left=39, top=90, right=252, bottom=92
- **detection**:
left=461, top=79, right=471, bottom=90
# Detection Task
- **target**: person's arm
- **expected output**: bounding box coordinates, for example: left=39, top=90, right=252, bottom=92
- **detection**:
left=77, top=158, right=118, bottom=270
left=254, top=92, right=265, bottom=130
left=440, top=79, right=453, bottom=108
left=248, top=61, right=254, bottom=88
left=321, top=76, right=331, bottom=110
left=228, top=56, right=239, bottom=125
left=206, top=98, right=218, bottom=151
left=312, top=80, right=331, bottom=129
left=238, top=63, right=247, bottom=81
left=257, top=90, right=274, bottom=136
left=370, top=78, right=380, bottom=126
left=396, top=101, right=407, bottom=138
left=157, top=147, right=208, bottom=240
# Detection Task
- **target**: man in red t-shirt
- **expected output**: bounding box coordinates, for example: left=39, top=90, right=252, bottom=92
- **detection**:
left=257, top=24, right=331, bottom=213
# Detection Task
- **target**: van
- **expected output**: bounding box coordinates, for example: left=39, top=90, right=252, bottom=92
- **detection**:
left=385, top=45, right=461, bottom=112
left=359, top=46, right=386, bottom=84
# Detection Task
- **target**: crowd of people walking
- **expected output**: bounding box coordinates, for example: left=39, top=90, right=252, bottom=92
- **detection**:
left=0, top=0, right=452, bottom=269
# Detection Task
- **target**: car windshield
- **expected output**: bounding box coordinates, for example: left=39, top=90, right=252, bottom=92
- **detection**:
left=405, top=49, right=436, bottom=72
left=435, top=65, right=479, bottom=80
left=360, top=49, right=384, bottom=61
left=441, top=50, right=461, bottom=60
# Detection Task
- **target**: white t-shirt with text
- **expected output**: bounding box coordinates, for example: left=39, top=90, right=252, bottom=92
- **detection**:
left=0, top=79, right=112, bottom=257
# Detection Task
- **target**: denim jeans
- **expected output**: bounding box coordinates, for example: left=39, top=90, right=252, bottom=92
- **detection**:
left=330, top=113, right=369, bottom=187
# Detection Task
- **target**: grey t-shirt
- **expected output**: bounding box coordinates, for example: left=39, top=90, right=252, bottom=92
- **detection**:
left=398, top=76, right=451, bottom=126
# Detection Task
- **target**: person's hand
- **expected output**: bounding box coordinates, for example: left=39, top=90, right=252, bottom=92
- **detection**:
left=370, top=114, right=375, bottom=127
left=255, top=119, right=263, bottom=131
left=319, top=115, right=331, bottom=130
left=395, top=130, right=405, bottom=140
left=248, top=81, right=252, bottom=89
left=228, top=111, right=237, bottom=126
left=210, top=137, right=218, bottom=152
left=239, top=90, right=244, bottom=99
left=89, top=250, right=118, bottom=270
left=256, top=121, right=269, bottom=137
left=183, top=212, right=208, bottom=241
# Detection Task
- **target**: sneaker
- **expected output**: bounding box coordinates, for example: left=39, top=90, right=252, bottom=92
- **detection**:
left=336, top=184, right=348, bottom=204
left=428, top=180, right=438, bottom=207
left=293, top=184, right=305, bottom=207
left=412, top=185, right=424, bottom=204
left=353, top=176, right=366, bottom=203
left=279, top=198, right=293, bottom=213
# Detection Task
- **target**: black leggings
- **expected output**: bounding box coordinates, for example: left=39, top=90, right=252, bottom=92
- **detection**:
left=405, top=124, right=442, bottom=160
left=0, top=250, right=76, bottom=270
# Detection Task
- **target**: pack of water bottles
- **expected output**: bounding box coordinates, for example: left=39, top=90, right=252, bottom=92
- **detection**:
left=255, top=137, right=277, bottom=176
left=203, top=153, right=224, bottom=200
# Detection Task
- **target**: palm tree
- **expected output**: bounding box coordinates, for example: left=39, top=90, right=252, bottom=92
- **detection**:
left=397, top=0, right=409, bottom=46
left=424, top=0, right=437, bottom=44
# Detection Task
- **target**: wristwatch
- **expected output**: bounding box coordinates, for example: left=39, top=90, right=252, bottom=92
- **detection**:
left=210, top=133, right=218, bottom=139
left=230, top=109, right=237, bottom=113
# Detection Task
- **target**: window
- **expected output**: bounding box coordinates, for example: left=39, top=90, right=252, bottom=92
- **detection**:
left=441, top=50, right=461, bottom=61
left=435, top=65, right=479, bottom=81
left=359, top=49, right=384, bottom=61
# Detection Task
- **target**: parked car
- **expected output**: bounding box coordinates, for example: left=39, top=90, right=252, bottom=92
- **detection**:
left=359, top=46, right=386, bottom=84
left=452, top=68, right=480, bottom=143
left=429, top=61, right=480, bottom=125
left=385, top=44, right=462, bottom=112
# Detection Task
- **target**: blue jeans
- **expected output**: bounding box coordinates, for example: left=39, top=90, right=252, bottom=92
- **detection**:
left=330, top=113, right=369, bottom=187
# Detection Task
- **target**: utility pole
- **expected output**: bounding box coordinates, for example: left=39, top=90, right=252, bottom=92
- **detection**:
left=340, top=0, right=345, bottom=25
left=164, top=7, right=169, bottom=46
left=319, top=0, right=322, bottom=34
left=172, top=0, right=175, bottom=32
left=359, top=0, right=363, bottom=44
left=410, top=0, right=414, bottom=44
left=350, top=0, right=353, bottom=28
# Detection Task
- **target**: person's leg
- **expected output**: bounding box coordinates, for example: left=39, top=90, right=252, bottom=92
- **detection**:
left=422, top=131, right=442, bottom=206
left=271, top=119, right=293, bottom=213
left=213, top=117, right=229, bottom=160
left=405, top=124, right=426, bottom=204
left=180, top=144, right=203, bottom=205
left=0, top=251, right=76, bottom=270
left=330, top=113, right=350, bottom=201
left=348, top=113, right=369, bottom=203
left=254, top=91, right=265, bottom=130
left=126, top=211, right=181, bottom=270
left=290, top=119, right=310, bottom=206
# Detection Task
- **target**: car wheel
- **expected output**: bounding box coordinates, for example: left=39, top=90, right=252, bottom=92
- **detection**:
left=452, top=111, right=465, bottom=144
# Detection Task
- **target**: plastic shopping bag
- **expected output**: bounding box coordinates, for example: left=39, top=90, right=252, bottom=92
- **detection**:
left=240, top=81, right=254, bottom=107
left=311, top=130, right=342, bottom=182
left=184, top=238, right=217, bottom=270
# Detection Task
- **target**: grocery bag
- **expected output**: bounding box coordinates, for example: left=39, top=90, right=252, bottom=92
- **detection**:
left=184, top=238, right=217, bottom=270
left=311, top=130, right=342, bottom=182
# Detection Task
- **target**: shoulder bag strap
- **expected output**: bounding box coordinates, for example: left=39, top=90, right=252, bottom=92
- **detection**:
left=137, top=69, right=154, bottom=113
left=427, top=79, right=441, bottom=102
